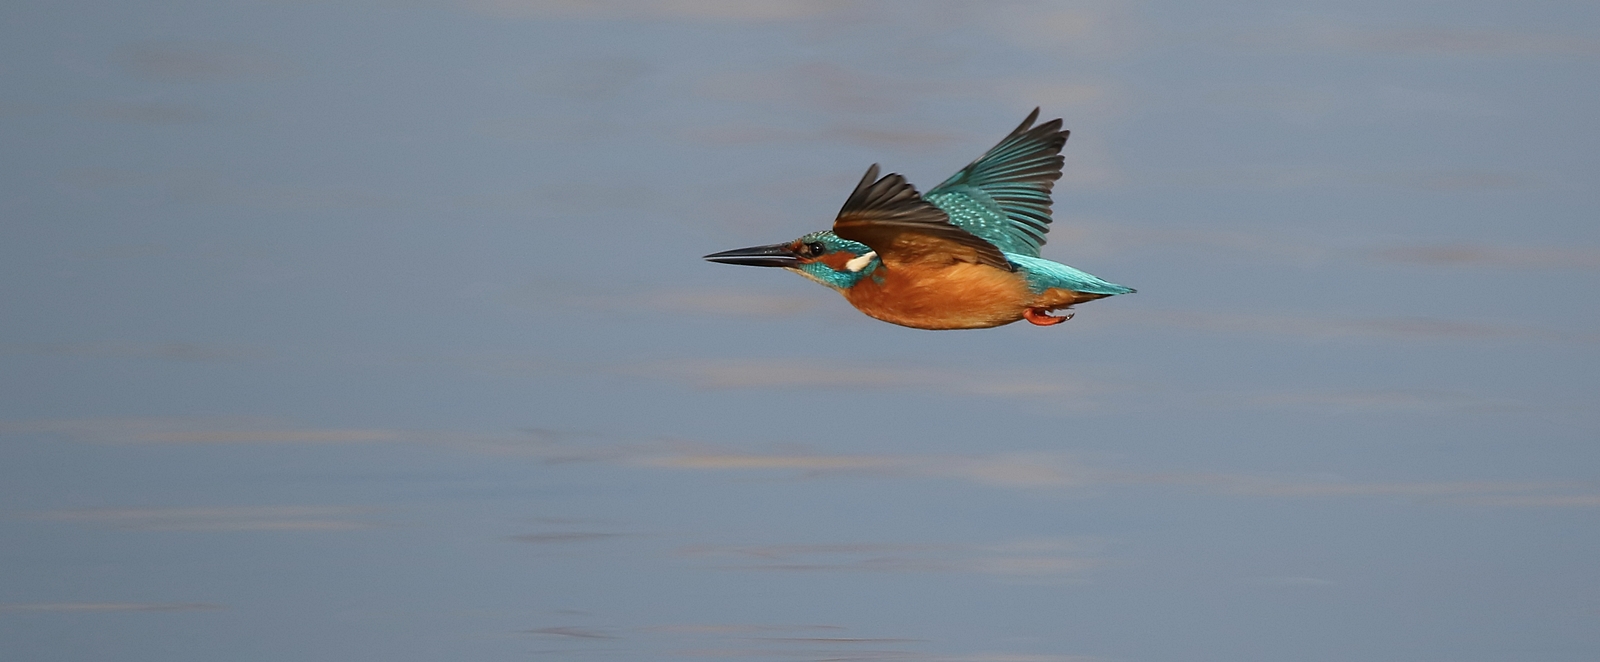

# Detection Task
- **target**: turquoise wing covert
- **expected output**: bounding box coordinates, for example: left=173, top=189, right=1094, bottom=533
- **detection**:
left=925, top=108, right=1068, bottom=258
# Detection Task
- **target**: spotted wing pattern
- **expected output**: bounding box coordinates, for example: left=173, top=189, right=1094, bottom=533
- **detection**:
left=926, top=108, right=1068, bottom=258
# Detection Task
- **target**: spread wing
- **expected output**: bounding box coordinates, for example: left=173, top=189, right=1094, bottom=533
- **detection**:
left=832, top=164, right=1012, bottom=271
left=926, top=108, right=1067, bottom=258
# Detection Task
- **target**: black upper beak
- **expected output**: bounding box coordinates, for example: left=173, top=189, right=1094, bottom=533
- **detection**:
left=703, top=243, right=800, bottom=268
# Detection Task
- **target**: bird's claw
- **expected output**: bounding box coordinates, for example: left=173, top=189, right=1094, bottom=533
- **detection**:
left=1024, top=308, right=1073, bottom=326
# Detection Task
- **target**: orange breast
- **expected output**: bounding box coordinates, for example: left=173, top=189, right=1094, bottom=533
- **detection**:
left=842, top=262, right=1034, bottom=330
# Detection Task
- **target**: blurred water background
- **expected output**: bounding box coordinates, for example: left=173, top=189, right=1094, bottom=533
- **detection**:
left=2, top=1, right=1598, bottom=660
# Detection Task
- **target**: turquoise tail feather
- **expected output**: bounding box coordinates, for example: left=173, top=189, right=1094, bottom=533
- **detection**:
left=1006, top=253, right=1134, bottom=296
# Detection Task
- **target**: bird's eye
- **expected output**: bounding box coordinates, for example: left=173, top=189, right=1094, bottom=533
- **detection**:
left=805, top=242, right=825, bottom=257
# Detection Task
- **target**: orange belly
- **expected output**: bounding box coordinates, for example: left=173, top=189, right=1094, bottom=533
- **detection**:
left=842, top=263, right=1108, bottom=330
left=838, top=263, right=1004, bottom=329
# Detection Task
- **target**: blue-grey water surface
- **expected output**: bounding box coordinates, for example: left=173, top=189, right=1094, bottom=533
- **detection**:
left=2, top=1, right=1598, bottom=660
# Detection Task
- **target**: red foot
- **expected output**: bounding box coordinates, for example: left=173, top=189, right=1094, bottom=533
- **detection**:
left=1023, top=307, right=1073, bottom=326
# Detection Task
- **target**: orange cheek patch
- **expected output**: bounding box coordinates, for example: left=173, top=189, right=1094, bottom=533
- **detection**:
left=816, top=252, right=857, bottom=271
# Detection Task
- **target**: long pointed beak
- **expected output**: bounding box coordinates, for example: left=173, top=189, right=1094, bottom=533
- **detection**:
left=703, top=243, right=800, bottom=268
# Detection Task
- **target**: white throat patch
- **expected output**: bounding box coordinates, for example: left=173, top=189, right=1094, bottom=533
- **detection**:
left=844, top=251, right=877, bottom=273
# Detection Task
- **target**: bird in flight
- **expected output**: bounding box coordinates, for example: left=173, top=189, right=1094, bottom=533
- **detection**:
left=704, top=109, right=1134, bottom=330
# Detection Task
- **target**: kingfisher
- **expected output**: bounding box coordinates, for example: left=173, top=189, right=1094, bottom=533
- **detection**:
left=704, top=108, right=1134, bottom=330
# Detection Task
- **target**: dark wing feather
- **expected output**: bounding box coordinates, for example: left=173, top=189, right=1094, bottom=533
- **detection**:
left=832, top=164, right=1012, bottom=271
left=926, top=108, right=1068, bottom=257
